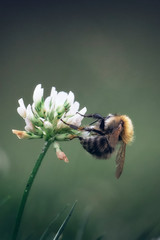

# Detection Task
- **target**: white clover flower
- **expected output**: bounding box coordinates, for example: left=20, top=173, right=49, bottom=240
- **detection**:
left=12, top=84, right=87, bottom=142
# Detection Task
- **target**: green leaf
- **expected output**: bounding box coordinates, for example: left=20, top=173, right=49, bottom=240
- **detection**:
left=53, top=201, right=77, bottom=240
left=96, top=234, right=105, bottom=240
left=75, top=207, right=91, bottom=240
left=40, top=206, right=68, bottom=240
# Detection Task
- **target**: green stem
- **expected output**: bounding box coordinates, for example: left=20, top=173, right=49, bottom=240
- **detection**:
left=12, top=140, right=52, bottom=240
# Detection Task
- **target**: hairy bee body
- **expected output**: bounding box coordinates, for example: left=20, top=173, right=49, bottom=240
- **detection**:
left=80, top=135, right=114, bottom=159
left=78, top=113, right=134, bottom=178
left=61, top=113, right=134, bottom=178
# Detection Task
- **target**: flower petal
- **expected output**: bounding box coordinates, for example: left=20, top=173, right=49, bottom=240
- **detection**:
left=12, top=129, right=30, bottom=139
left=56, top=150, right=69, bottom=163
left=44, top=96, right=51, bottom=113
left=17, top=98, right=26, bottom=118
left=44, top=120, right=53, bottom=129
left=56, top=119, right=64, bottom=129
left=67, top=91, right=74, bottom=105
left=50, top=87, right=57, bottom=99
left=55, top=91, right=68, bottom=108
left=33, top=84, right=44, bottom=104
left=26, top=104, right=34, bottom=120
left=66, top=101, right=80, bottom=116
left=75, top=107, right=87, bottom=126
left=67, top=107, right=87, bottom=126
left=24, top=118, right=35, bottom=132
left=78, top=107, right=87, bottom=116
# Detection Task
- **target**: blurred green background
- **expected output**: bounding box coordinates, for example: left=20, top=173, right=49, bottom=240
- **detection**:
left=1, top=1, right=160, bottom=239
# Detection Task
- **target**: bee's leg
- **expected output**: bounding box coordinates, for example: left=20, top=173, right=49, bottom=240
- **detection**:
left=60, top=119, right=82, bottom=130
left=68, top=134, right=80, bottom=140
left=85, top=128, right=104, bottom=135
left=56, top=133, right=80, bottom=141
left=60, top=119, right=104, bottom=135
left=60, top=119, right=91, bottom=131
left=76, top=112, right=105, bottom=130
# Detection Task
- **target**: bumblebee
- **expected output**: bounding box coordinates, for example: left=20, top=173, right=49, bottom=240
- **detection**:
left=61, top=113, right=134, bottom=178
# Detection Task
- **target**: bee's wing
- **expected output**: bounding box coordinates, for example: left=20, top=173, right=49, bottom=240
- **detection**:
left=115, top=142, right=126, bottom=179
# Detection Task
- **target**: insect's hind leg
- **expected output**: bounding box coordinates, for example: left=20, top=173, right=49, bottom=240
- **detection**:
left=60, top=119, right=92, bottom=131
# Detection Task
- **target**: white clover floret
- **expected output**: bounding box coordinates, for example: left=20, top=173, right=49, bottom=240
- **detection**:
left=66, top=101, right=80, bottom=116
left=50, top=86, right=57, bottom=99
left=44, top=121, right=53, bottom=129
left=26, top=104, right=34, bottom=120
left=44, top=96, right=52, bottom=113
left=55, top=91, right=68, bottom=109
left=24, top=118, right=35, bottom=132
left=17, top=98, right=26, bottom=118
left=67, top=91, right=74, bottom=106
left=66, top=107, right=87, bottom=127
left=33, top=84, right=44, bottom=104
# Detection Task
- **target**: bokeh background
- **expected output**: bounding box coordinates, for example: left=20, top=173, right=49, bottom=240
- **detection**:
left=1, top=1, right=160, bottom=239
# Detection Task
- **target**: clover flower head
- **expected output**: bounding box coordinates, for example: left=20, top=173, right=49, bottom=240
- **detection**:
left=12, top=84, right=87, bottom=142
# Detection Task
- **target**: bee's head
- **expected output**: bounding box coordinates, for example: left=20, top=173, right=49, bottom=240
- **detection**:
left=104, top=114, right=134, bottom=144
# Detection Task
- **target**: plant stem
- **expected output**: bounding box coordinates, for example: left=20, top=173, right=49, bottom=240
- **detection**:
left=12, top=140, right=52, bottom=240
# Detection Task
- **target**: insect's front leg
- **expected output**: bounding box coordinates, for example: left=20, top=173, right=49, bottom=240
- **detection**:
left=60, top=119, right=83, bottom=131
left=76, top=112, right=105, bottom=130
left=76, top=112, right=104, bottom=120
